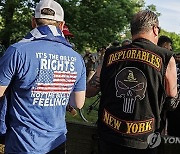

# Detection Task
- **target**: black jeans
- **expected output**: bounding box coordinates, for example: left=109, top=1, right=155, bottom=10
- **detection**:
left=98, top=139, right=157, bottom=154
left=48, top=142, right=66, bottom=154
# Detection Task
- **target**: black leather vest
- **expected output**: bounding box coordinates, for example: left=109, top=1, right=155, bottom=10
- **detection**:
left=98, top=38, right=173, bottom=149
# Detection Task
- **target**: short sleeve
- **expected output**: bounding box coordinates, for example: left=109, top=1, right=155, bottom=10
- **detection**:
left=0, top=46, right=22, bottom=86
left=73, top=56, right=86, bottom=91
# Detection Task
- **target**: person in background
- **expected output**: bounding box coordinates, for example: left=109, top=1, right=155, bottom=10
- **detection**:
left=157, top=35, right=173, bottom=135
left=157, top=35, right=173, bottom=51
left=84, top=46, right=106, bottom=83
left=166, top=53, right=180, bottom=137
left=121, top=39, right=132, bottom=46
left=83, top=49, right=97, bottom=82
left=63, top=24, right=74, bottom=42
left=62, top=24, right=78, bottom=116
left=96, top=46, right=106, bottom=66
left=157, top=35, right=180, bottom=137
left=158, top=35, right=180, bottom=137
left=86, top=10, right=178, bottom=154
left=0, top=0, right=86, bottom=153
left=62, top=24, right=75, bottom=49
left=111, top=40, right=120, bottom=47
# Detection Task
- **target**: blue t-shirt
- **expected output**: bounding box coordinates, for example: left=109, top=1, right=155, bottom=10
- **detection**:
left=0, top=32, right=86, bottom=153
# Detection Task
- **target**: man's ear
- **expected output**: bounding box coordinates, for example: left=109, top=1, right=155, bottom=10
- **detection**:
left=59, top=21, right=65, bottom=31
left=31, top=17, right=37, bottom=28
left=152, top=26, right=159, bottom=37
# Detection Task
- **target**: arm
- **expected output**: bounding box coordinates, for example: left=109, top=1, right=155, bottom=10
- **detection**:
left=0, top=47, right=19, bottom=99
left=165, top=56, right=179, bottom=110
left=0, top=86, right=8, bottom=99
left=69, top=91, right=85, bottom=109
left=68, top=55, right=86, bottom=109
left=165, top=56, right=177, bottom=97
left=86, top=70, right=96, bottom=83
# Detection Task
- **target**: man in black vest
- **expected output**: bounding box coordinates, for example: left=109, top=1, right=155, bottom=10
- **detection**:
left=86, top=10, right=178, bottom=154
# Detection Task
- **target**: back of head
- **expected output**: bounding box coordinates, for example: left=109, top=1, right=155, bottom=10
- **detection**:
left=157, top=35, right=172, bottom=47
left=175, top=53, right=180, bottom=64
left=112, top=40, right=120, bottom=47
left=35, top=0, right=64, bottom=21
left=130, top=10, right=159, bottom=36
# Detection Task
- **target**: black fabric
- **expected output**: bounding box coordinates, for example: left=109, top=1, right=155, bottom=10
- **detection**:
left=98, top=138, right=157, bottom=154
left=47, top=142, right=66, bottom=154
left=164, top=95, right=180, bottom=111
left=98, top=38, right=173, bottom=149
left=0, top=135, right=5, bottom=144
left=166, top=62, right=180, bottom=137
left=166, top=104, right=180, bottom=137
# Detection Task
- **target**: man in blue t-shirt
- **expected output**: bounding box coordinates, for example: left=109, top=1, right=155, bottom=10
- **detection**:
left=0, top=0, right=86, bottom=153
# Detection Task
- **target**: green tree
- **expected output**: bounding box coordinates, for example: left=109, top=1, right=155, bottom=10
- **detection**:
left=146, top=4, right=160, bottom=16
left=59, top=0, right=145, bottom=52
left=160, top=30, right=180, bottom=53
left=0, top=0, right=145, bottom=52
left=0, top=0, right=37, bottom=48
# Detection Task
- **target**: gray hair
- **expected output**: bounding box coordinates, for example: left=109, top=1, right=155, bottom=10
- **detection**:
left=130, top=10, right=159, bottom=36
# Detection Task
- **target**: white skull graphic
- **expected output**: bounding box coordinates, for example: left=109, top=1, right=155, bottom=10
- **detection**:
left=115, top=67, right=147, bottom=113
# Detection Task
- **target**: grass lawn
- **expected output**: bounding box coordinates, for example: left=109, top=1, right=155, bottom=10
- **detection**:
left=66, top=95, right=99, bottom=125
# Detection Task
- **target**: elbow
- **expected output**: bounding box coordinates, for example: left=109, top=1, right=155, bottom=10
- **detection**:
left=72, top=91, right=86, bottom=109
left=168, top=90, right=178, bottom=98
left=76, top=101, right=85, bottom=109
left=166, top=85, right=178, bottom=98
left=75, top=96, right=85, bottom=109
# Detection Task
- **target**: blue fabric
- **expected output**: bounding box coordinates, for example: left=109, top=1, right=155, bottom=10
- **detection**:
left=21, top=25, right=72, bottom=48
left=0, top=95, right=7, bottom=135
left=0, top=25, right=86, bottom=153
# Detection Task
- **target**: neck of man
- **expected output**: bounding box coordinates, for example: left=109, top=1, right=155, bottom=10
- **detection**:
left=132, top=32, right=158, bottom=45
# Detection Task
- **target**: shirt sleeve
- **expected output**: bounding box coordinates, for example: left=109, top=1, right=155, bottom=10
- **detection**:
left=73, top=56, right=86, bottom=92
left=0, top=46, right=22, bottom=86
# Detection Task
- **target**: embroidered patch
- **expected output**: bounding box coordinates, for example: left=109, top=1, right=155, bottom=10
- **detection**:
left=107, top=48, right=162, bottom=71
left=103, top=109, right=154, bottom=135
left=115, top=67, right=147, bottom=113
left=41, top=8, right=55, bottom=16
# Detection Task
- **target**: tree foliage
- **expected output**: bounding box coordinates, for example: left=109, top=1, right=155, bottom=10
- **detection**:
left=160, top=30, right=180, bottom=53
left=146, top=4, right=160, bottom=17
left=0, top=0, right=37, bottom=48
left=59, top=0, right=145, bottom=52
left=1, top=1, right=179, bottom=54
left=1, top=0, right=180, bottom=54
left=0, top=0, right=145, bottom=52
left=143, top=4, right=180, bottom=53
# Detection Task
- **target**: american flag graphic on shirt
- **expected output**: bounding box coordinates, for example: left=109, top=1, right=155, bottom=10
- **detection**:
left=32, top=69, right=77, bottom=93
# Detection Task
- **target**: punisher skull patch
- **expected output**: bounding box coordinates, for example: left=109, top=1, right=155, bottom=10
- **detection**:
left=115, top=67, right=147, bottom=114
